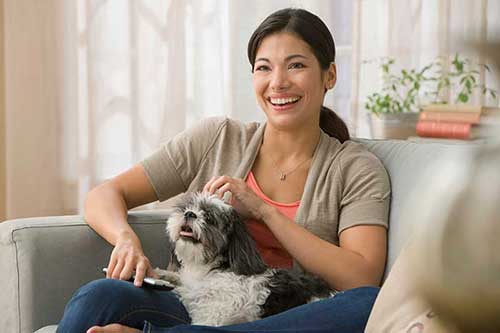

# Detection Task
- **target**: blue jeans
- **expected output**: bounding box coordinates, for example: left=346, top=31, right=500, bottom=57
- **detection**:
left=57, top=278, right=379, bottom=333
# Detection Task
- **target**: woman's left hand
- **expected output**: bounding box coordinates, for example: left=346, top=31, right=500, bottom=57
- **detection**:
left=203, top=175, right=272, bottom=221
left=87, top=324, right=141, bottom=333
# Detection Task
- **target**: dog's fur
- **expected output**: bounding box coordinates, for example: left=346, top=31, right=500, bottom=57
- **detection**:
left=158, top=192, right=334, bottom=326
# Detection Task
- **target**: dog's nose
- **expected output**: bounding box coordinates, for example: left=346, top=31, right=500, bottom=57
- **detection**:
left=184, top=211, right=197, bottom=219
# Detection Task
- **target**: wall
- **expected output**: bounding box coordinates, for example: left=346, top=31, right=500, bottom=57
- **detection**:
left=0, top=0, right=6, bottom=222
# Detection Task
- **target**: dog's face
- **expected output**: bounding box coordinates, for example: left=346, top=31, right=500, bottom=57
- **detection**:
left=166, top=192, right=238, bottom=265
left=166, top=192, right=267, bottom=275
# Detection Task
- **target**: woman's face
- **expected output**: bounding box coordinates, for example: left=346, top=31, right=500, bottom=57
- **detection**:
left=252, top=32, right=336, bottom=130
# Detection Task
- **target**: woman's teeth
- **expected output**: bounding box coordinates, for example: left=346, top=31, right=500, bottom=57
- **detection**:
left=270, top=97, right=301, bottom=105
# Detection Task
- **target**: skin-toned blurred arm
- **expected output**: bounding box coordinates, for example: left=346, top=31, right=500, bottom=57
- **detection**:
left=84, top=164, right=159, bottom=285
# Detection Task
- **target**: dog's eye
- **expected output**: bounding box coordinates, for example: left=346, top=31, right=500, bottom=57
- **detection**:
left=184, top=211, right=197, bottom=219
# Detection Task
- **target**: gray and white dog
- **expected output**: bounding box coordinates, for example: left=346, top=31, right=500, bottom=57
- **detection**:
left=157, top=192, right=334, bottom=326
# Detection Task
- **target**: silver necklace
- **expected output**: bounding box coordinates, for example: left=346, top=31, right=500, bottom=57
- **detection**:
left=269, top=155, right=312, bottom=181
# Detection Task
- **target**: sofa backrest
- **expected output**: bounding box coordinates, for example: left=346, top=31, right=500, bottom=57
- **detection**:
left=358, top=139, right=480, bottom=278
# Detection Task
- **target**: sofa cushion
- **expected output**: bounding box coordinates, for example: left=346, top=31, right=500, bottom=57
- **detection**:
left=34, top=325, right=57, bottom=333
left=358, top=139, right=480, bottom=278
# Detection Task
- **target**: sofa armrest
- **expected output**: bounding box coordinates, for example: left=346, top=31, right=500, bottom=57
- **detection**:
left=0, top=211, right=171, bottom=333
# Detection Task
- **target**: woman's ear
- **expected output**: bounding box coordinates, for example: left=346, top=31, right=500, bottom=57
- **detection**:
left=324, top=62, right=337, bottom=90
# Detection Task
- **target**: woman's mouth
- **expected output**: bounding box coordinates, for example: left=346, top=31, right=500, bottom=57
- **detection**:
left=268, top=96, right=302, bottom=111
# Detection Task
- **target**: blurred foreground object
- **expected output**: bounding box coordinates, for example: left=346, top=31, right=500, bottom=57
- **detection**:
left=413, top=142, right=500, bottom=332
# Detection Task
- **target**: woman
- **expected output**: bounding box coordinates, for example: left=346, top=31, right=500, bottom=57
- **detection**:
left=57, top=8, right=390, bottom=333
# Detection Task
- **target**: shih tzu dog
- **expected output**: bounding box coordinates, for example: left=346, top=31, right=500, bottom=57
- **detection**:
left=156, top=192, right=335, bottom=326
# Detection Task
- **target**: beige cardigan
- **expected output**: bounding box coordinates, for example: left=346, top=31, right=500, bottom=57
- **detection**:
left=142, top=117, right=390, bottom=271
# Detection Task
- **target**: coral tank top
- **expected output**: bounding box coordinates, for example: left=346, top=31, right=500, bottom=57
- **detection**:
left=245, top=171, right=299, bottom=268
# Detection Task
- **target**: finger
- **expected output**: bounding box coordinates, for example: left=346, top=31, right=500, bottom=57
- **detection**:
left=106, top=255, right=118, bottom=279
left=208, top=175, right=232, bottom=194
left=207, top=177, right=223, bottom=194
left=216, top=183, right=232, bottom=199
left=87, top=326, right=104, bottom=333
left=221, top=190, right=233, bottom=204
left=120, top=257, right=136, bottom=281
left=111, top=260, right=125, bottom=280
left=87, top=324, right=139, bottom=333
left=205, top=176, right=219, bottom=192
left=203, top=176, right=218, bottom=193
left=134, top=261, right=147, bottom=287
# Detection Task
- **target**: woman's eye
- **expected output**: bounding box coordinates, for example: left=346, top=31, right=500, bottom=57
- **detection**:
left=255, top=65, right=270, bottom=72
left=289, top=63, right=305, bottom=69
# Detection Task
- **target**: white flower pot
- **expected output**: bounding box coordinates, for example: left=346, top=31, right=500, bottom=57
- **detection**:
left=369, top=112, right=419, bottom=140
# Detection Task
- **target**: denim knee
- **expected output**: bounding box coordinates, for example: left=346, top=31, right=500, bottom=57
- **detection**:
left=336, top=286, right=380, bottom=317
left=57, top=278, right=138, bottom=332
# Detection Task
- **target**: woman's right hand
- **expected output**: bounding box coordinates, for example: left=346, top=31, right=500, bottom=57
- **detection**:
left=105, top=230, right=159, bottom=287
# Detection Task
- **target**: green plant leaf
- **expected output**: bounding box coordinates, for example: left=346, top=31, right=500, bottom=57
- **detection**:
left=458, top=93, right=469, bottom=103
left=452, top=55, right=464, bottom=72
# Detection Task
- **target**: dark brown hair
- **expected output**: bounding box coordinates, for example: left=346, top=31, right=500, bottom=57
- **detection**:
left=247, top=8, right=350, bottom=143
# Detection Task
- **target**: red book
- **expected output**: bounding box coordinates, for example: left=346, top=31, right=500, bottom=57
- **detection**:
left=422, top=104, right=482, bottom=113
left=419, top=111, right=481, bottom=124
left=416, top=121, right=472, bottom=139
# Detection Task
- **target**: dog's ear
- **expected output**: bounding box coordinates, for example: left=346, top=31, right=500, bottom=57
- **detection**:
left=227, top=214, right=267, bottom=275
left=167, top=250, right=182, bottom=271
left=166, top=235, right=182, bottom=271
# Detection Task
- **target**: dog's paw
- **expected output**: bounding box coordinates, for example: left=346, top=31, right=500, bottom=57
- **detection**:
left=154, top=268, right=181, bottom=285
left=153, top=268, right=170, bottom=278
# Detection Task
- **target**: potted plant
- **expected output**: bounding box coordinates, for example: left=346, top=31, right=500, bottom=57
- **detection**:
left=365, top=55, right=497, bottom=139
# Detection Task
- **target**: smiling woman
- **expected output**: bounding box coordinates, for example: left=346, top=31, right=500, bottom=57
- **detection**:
left=57, top=8, right=390, bottom=333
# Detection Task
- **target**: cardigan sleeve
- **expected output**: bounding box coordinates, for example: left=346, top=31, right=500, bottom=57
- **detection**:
left=337, top=146, right=391, bottom=235
left=141, top=117, right=229, bottom=202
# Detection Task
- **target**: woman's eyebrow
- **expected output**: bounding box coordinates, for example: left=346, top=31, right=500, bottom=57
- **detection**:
left=255, top=54, right=308, bottom=63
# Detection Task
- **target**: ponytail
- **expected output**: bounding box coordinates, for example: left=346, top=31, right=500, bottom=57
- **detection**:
left=319, top=106, right=350, bottom=143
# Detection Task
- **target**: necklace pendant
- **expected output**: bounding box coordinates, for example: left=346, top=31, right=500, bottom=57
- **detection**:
left=280, top=173, right=286, bottom=181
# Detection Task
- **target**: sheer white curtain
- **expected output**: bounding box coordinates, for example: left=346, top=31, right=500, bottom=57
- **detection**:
left=3, top=0, right=352, bottom=218
left=3, top=0, right=498, bottom=219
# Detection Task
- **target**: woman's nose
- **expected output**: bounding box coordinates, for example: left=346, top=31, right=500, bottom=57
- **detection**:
left=270, top=68, right=290, bottom=91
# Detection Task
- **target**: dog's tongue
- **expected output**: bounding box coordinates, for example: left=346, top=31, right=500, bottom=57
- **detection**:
left=180, top=231, right=194, bottom=238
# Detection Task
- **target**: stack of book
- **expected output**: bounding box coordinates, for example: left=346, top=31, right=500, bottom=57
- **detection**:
left=416, top=104, right=500, bottom=140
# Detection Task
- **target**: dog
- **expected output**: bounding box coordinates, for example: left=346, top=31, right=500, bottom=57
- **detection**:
left=156, top=192, right=335, bottom=326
